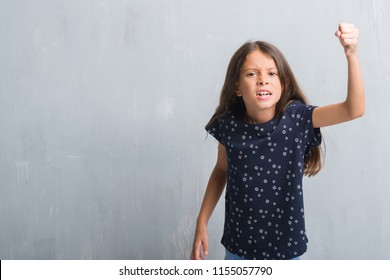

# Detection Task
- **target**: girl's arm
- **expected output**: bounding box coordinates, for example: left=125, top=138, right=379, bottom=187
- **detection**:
left=191, top=143, right=228, bottom=260
left=312, top=23, right=365, bottom=128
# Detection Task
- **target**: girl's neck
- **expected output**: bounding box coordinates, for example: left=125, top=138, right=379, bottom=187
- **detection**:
left=245, top=110, right=275, bottom=124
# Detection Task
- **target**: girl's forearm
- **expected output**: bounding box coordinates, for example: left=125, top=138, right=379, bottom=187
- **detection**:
left=196, top=168, right=227, bottom=226
left=346, top=54, right=365, bottom=118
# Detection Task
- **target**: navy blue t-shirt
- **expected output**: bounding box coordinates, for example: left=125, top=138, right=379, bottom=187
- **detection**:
left=206, top=101, right=322, bottom=260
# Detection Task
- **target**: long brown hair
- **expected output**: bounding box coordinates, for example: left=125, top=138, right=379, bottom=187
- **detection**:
left=207, top=41, right=323, bottom=176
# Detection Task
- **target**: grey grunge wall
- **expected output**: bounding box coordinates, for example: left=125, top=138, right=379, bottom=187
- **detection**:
left=1, top=0, right=389, bottom=259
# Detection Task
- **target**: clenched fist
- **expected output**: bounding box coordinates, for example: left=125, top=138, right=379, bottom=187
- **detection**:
left=335, top=23, right=359, bottom=57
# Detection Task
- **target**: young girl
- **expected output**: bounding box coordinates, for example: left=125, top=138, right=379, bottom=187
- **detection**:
left=191, top=23, right=364, bottom=260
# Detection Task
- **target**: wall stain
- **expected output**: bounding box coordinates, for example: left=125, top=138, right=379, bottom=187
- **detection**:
left=15, top=161, right=30, bottom=245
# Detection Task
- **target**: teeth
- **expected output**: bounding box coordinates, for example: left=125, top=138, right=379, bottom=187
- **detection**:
left=257, top=91, right=271, bottom=96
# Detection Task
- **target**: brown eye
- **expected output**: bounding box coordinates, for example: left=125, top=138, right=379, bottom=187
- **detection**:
left=247, top=72, right=257, bottom=77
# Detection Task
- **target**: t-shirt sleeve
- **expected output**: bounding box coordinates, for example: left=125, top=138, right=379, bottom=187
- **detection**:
left=205, top=117, right=225, bottom=146
left=287, top=101, right=322, bottom=147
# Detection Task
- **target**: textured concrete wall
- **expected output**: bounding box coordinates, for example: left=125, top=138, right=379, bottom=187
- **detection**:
left=0, top=0, right=389, bottom=259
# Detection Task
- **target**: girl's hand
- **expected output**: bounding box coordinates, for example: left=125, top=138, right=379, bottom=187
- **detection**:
left=335, top=23, right=359, bottom=57
left=190, top=223, right=209, bottom=260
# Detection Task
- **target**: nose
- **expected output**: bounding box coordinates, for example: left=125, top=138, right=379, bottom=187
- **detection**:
left=257, top=74, right=269, bottom=85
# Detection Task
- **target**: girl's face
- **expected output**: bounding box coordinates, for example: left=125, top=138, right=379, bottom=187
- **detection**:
left=236, top=49, right=282, bottom=123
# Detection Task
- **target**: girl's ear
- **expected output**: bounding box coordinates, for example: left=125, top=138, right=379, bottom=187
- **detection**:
left=235, top=84, right=242, bottom=96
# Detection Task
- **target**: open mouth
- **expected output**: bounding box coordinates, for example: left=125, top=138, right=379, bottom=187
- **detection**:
left=256, top=90, right=272, bottom=97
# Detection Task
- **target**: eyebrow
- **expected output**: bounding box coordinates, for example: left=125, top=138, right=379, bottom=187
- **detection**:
left=242, top=67, right=278, bottom=72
